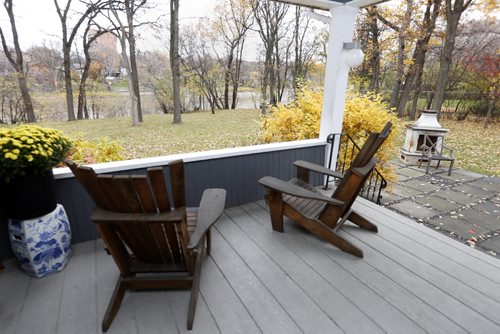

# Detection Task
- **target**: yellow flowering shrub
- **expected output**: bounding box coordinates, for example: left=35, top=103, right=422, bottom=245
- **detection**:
left=259, top=86, right=400, bottom=183
left=68, top=137, right=123, bottom=165
left=259, top=88, right=323, bottom=142
left=0, top=125, right=72, bottom=182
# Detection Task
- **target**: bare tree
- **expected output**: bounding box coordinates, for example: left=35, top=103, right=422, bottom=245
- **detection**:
left=213, top=0, right=253, bottom=109
left=54, top=0, right=106, bottom=121
left=26, top=42, right=63, bottom=91
left=376, top=0, right=415, bottom=109
left=103, top=0, right=150, bottom=125
left=291, top=7, right=317, bottom=95
left=251, top=0, right=289, bottom=115
left=180, top=21, right=225, bottom=113
left=77, top=14, right=111, bottom=119
left=431, top=0, right=474, bottom=116
left=396, top=0, right=442, bottom=118
left=358, top=6, right=382, bottom=92
left=0, top=0, right=36, bottom=122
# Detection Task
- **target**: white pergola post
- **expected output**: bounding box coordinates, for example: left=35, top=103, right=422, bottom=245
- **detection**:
left=318, top=6, right=360, bottom=141
left=318, top=5, right=359, bottom=172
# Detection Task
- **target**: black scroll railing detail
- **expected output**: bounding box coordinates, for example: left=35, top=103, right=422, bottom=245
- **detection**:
left=324, top=133, right=387, bottom=205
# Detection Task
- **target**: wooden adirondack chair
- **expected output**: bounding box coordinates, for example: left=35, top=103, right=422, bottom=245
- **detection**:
left=259, top=122, right=392, bottom=258
left=66, top=159, right=226, bottom=331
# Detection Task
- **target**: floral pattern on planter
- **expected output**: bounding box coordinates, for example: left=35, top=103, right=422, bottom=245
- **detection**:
left=8, top=204, right=71, bottom=278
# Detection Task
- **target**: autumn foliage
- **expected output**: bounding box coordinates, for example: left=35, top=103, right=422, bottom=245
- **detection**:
left=259, top=86, right=400, bottom=182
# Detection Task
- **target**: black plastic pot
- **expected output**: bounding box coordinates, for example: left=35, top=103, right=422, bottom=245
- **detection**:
left=0, top=170, right=57, bottom=220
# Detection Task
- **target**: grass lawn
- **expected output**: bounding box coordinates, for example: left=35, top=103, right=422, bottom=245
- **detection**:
left=37, top=109, right=262, bottom=159
left=4, top=109, right=498, bottom=176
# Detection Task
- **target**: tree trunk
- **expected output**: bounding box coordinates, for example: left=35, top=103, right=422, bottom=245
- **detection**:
left=62, top=43, right=75, bottom=121
left=431, top=0, right=468, bottom=117
left=126, top=0, right=142, bottom=122
left=77, top=56, right=90, bottom=120
left=224, top=46, right=234, bottom=110
left=17, top=74, right=35, bottom=122
left=396, top=0, right=441, bottom=117
left=367, top=8, right=380, bottom=93
left=231, top=41, right=245, bottom=110
left=388, top=0, right=414, bottom=110
left=0, top=0, right=36, bottom=122
left=118, top=32, right=139, bottom=126
left=170, top=0, right=182, bottom=124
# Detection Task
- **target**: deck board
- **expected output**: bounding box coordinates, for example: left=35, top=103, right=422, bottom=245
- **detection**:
left=1, top=200, right=500, bottom=334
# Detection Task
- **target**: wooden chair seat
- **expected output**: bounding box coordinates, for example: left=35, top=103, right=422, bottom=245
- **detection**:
left=66, top=159, right=226, bottom=331
left=260, top=122, right=392, bottom=258
left=283, top=179, right=327, bottom=219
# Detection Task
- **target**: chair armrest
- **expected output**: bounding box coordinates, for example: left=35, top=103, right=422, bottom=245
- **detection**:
left=188, top=188, right=226, bottom=250
left=91, top=207, right=185, bottom=223
left=259, top=176, right=344, bottom=206
left=443, top=145, right=455, bottom=158
left=351, top=158, right=377, bottom=177
left=294, top=160, right=344, bottom=179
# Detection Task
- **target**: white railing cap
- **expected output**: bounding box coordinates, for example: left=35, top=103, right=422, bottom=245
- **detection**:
left=55, top=139, right=325, bottom=179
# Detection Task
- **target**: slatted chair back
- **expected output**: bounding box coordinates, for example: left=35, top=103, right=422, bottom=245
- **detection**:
left=320, top=123, right=392, bottom=224
left=66, top=160, right=190, bottom=270
left=350, top=122, right=392, bottom=168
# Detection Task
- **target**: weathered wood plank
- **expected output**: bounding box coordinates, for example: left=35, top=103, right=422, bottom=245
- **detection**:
left=245, top=202, right=425, bottom=334
left=0, top=259, right=31, bottom=334
left=352, top=210, right=500, bottom=302
left=94, top=240, right=136, bottom=334
left=226, top=205, right=385, bottom=334
left=57, top=241, right=98, bottom=334
left=128, top=291, right=179, bottom=334
left=341, top=226, right=500, bottom=333
left=167, top=290, right=220, bottom=334
left=214, top=213, right=345, bottom=333
left=209, top=228, right=302, bottom=333
left=198, top=255, right=260, bottom=333
left=354, top=198, right=500, bottom=270
left=14, top=261, right=65, bottom=333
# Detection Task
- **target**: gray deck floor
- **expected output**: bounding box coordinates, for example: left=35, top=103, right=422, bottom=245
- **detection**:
left=2, top=198, right=500, bottom=334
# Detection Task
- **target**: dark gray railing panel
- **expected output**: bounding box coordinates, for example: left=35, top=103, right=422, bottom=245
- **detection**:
left=0, top=144, right=325, bottom=259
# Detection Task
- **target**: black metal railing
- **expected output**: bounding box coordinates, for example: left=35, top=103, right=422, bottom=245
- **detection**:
left=323, top=133, right=387, bottom=205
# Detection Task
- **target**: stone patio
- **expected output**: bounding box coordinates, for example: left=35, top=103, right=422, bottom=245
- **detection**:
left=382, top=162, right=500, bottom=258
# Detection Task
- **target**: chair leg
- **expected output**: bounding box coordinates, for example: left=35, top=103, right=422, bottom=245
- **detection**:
left=436, top=160, right=441, bottom=170
left=348, top=211, right=378, bottom=232
left=206, top=229, right=212, bottom=256
left=448, top=160, right=454, bottom=176
left=187, top=240, right=205, bottom=330
left=296, top=216, right=364, bottom=258
left=266, top=191, right=284, bottom=232
left=426, top=159, right=431, bottom=174
left=102, top=276, right=127, bottom=332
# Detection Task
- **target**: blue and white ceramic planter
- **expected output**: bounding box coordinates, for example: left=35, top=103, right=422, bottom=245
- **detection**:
left=8, top=204, right=72, bottom=278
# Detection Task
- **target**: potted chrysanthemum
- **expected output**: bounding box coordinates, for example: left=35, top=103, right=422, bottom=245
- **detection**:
left=0, top=125, right=72, bottom=219
left=0, top=125, right=73, bottom=278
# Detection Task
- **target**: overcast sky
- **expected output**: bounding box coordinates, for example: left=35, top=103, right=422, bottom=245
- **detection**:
left=0, top=0, right=220, bottom=52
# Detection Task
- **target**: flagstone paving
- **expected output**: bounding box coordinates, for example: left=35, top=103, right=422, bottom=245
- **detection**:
left=382, top=162, right=500, bottom=258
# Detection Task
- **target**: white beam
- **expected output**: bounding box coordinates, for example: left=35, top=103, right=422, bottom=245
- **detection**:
left=348, top=0, right=390, bottom=8
left=272, top=0, right=389, bottom=11
left=272, top=0, right=340, bottom=11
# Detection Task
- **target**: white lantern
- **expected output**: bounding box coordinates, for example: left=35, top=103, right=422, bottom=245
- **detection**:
left=343, top=42, right=364, bottom=67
